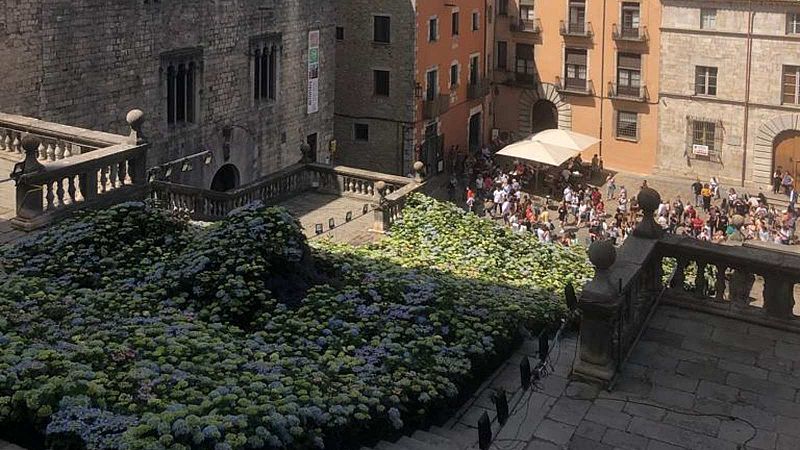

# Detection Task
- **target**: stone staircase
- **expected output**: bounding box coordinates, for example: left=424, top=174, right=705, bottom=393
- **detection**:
left=362, top=426, right=477, bottom=450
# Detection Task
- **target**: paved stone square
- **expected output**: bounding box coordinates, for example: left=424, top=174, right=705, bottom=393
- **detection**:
left=436, top=304, right=800, bottom=450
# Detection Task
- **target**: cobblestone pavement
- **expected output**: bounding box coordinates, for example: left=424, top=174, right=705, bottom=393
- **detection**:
left=278, top=192, right=381, bottom=245
left=445, top=304, right=800, bottom=450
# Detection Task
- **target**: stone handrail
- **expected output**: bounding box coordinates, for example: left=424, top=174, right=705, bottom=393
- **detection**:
left=371, top=181, right=427, bottom=233
left=573, top=188, right=799, bottom=386
left=0, top=112, right=131, bottom=161
left=9, top=110, right=148, bottom=230
left=150, top=162, right=426, bottom=232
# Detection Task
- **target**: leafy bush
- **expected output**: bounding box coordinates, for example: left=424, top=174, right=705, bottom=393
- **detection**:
left=0, top=196, right=592, bottom=449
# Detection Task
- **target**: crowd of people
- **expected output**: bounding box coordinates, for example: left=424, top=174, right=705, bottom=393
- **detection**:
left=457, top=144, right=799, bottom=247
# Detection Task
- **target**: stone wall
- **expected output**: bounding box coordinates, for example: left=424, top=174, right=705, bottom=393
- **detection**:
left=0, top=0, right=335, bottom=188
left=334, top=0, right=417, bottom=176
left=658, top=0, right=800, bottom=188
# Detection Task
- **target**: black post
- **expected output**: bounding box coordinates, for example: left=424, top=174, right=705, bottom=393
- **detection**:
left=493, top=389, right=509, bottom=426
left=478, top=411, right=492, bottom=450
left=520, top=357, right=531, bottom=390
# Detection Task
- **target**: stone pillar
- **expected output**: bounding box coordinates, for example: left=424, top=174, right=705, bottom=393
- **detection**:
left=413, top=161, right=425, bottom=183
left=573, top=239, right=620, bottom=384
left=633, top=187, right=664, bottom=239
left=371, top=181, right=389, bottom=233
left=126, top=109, right=145, bottom=144
left=126, top=110, right=148, bottom=184
left=14, top=134, right=45, bottom=221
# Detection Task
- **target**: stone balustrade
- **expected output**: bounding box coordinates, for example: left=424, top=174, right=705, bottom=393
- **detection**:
left=150, top=161, right=426, bottom=232
left=0, top=112, right=131, bottom=161
left=573, top=187, right=800, bottom=387
left=9, top=110, right=149, bottom=230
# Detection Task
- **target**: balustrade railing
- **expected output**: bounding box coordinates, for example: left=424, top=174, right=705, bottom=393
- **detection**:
left=9, top=110, right=148, bottom=230
left=574, top=188, right=799, bottom=387
left=0, top=112, right=130, bottom=161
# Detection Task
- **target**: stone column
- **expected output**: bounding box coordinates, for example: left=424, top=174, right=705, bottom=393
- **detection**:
left=371, top=181, right=389, bottom=233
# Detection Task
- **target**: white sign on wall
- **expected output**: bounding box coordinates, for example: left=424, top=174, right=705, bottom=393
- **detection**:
left=692, top=144, right=709, bottom=156
left=307, top=30, right=320, bottom=114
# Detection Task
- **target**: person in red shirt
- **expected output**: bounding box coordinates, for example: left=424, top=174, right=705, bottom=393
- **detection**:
left=691, top=216, right=704, bottom=237
left=684, top=204, right=697, bottom=219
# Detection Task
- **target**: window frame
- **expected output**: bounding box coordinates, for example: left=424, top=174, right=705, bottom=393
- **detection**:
left=498, top=0, right=508, bottom=16
left=616, top=111, right=639, bottom=141
left=429, top=17, right=439, bottom=42
left=452, top=11, right=460, bottom=36
left=161, top=48, right=202, bottom=126
left=472, top=11, right=480, bottom=31
left=787, top=12, right=800, bottom=35
left=373, top=69, right=390, bottom=96
left=497, top=41, right=508, bottom=70
left=450, top=63, right=459, bottom=89
left=515, top=43, right=535, bottom=76
left=700, top=8, right=717, bottom=30
left=782, top=65, right=800, bottom=105
left=354, top=123, right=370, bottom=142
left=564, top=48, right=588, bottom=90
left=373, top=15, right=391, bottom=44
left=691, top=120, right=717, bottom=160
left=694, top=66, right=718, bottom=96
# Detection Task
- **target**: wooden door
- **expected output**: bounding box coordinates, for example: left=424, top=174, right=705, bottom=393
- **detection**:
left=774, top=131, right=800, bottom=189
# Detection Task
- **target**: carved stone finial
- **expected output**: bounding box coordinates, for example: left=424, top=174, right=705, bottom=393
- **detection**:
left=413, top=161, right=425, bottom=182
left=375, top=180, right=387, bottom=205
left=588, top=239, right=616, bottom=271
left=126, top=109, right=145, bottom=144
left=633, top=187, right=664, bottom=239
left=300, top=142, right=312, bottom=163
left=19, top=134, right=44, bottom=175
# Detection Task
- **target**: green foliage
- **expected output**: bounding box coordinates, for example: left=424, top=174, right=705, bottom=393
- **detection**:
left=0, top=196, right=592, bottom=449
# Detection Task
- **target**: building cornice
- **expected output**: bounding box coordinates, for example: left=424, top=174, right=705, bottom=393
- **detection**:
left=660, top=26, right=800, bottom=42
left=660, top=92, right=800, bottom=114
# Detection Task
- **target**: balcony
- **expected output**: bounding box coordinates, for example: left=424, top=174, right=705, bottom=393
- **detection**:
left=514, top=71, right=537, bottom=88
left=510, top=17, right=541, bottom=35
left=559, top=20, right=593, bottom=38
left=555, top=76, right=593, bottom=96
left=467, top=79, right=490, bottom=100
left=422, top=94, right=450, bottom=120
left=612, top=24, right=648, bottom=42
left=608, top=82, right=649, bottom=102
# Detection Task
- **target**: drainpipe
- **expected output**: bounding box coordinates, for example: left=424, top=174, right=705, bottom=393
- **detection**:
left=598, top=0, right=608, bottom=158
left=741, top=1, right=753, bottom=188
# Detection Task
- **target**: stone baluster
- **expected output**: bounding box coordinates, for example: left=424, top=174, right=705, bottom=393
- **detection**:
left=99, top=166, right=108, bottom=193
left=64, top=143, right=73, bottom=158
left=56, top=178, right=66, bottom=207
left=714, top=264, right=727, bottom=302
left=669, top=257, right=688, bottom=290
left=46, top=142, right=56, bottom=161
left=38, top=143, right=47, bottom=160
left=0, top=130, right=6, bottom=152
left=118, top=161, right=129, bottom=186
left=109, top=163, right=119, bottom=189
left=55, top=142, right=65, bottom=160
left=45, top=182, right=55, bottom=211
left=67, top=176, right=78, bottom=203
left=694, top=261, right=708, bottom=298
left=762, top=275, right=795, bottom=319
left=729, top=269, right=755, bottom=306
left=12, top=134, right=21, bottom=153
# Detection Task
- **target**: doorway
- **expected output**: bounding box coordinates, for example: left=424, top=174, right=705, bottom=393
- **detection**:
left=211, top=164, right=240, bottom=192
left=774, top=130, right=800, bottom=190
left=531, top=100, right=558, bottom=134
left=306, top=133, right=318, bottom=163
left=469, top=112, right=482, bottom=153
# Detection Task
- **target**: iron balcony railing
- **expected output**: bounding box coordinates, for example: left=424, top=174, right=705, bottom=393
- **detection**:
left=467, top=79, right=490, bottom=100
left=510, top=17, right=542, bottom=34
left=608, top=82, right=649, bottom=102
left=559, top=20, right=593, bottom=38
left=555, top=76, right=594, bottom=96
left=422, top=94, right=450, bottom=120
left=612, top=24, right=649, bottom=42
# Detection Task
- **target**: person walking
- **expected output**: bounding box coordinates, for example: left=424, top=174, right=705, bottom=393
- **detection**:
left=773, top=167, right=783, bottom=194
left=701, top=183, right=713, bottom=212
left=691, top=179, right=703, bottom=207
left=782, top=171, right=794, bottom=196
left=710, top=176, right=720, bottom=199
left=606, top=174, right=617, bottom=199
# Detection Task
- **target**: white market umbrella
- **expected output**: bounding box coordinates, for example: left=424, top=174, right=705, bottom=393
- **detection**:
left=496, top=139, right=579, bottom=167
left=529, top=129, right=600, bottom=152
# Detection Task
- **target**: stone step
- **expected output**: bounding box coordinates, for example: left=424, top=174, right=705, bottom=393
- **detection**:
left=0, top=440, right=27, bottom=450
left=411, top=430, right=461, bottom=450
left=374, top=441, right=406, bottom=450
left=428, top=425, right=479, bottom=448
left=396, top=436, right=438, bottom=450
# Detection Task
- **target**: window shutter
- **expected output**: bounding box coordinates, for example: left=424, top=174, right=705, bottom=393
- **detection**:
left=516, top=43, right=534, bottom=60
left=618, top=53, right=641, bottom=69
left=565, top=49, right=586, bottom=65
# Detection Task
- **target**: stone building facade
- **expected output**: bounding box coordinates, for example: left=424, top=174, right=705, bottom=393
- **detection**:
left=0, top=0, right=335, bottom=189
left=492, top=0, right=662, bottom=174
left=658, top=0, right=800, bottom=190
left=334, top=0, right=493, bottom=176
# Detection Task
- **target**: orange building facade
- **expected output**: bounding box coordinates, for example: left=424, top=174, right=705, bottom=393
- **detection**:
left=492, top=0, right=660, bottom=174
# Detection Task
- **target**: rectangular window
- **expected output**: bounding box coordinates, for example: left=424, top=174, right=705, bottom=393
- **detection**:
left=692, top=120, right=716, bottom=155
left=695, top=66, right=718, bottom=96
left=700, top=9, right=716, bottom=30
left=568, top=0, right=586, bottom=33
left=336, top=27, right=344, bottom=40
left=426, top=69, right=438, bottom=101
left=374, top=16, right=391, bottom=43
left=253, top=38, right=279, bottom=102
left=788, top=13, right=800, bottom=34
left=472, top=12, right=480, bottom=31
left=163, top=50, right=202, bottom=125
left=783, top=65, right=800, bottom=104
left=565, top=48, right=588, bottom=90
left=515, top=44, right=535, bottom=76
left=498, top=0, right=508, bottom=16
left=469, top=55, right=479, bottom=85
left=617, top=53, right=642, bottom=96
left=497, top=41, right=508, bottom=70
left=452, top=12, right=459, bottom=36
left=374, top=70, right=390, bottom=96
left=621, top=2, right=640, bottom=36
left=429, top=18, right=439, bottom=42
left=450, top=63, right=459, bottom=88
left=617, top=111, right=638, bottom=139
left=354, top=123, right=369, bottom=142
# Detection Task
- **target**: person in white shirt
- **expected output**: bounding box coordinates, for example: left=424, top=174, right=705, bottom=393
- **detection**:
left=493, top=188, right=504, bottom=216
left=657, top=202, right=669, bottom=218
left=564, top=186, right=573, bottom=203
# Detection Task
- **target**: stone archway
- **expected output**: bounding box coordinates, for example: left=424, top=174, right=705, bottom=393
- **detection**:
left=774, top=130, right=800, bottom=190
left=518, top=82, right=572, bottom=138
left=531, top=100, right=559, bottom=134
left=210, top=164, right=240, bottom=192
left=752, top=113, right=800, bottom=186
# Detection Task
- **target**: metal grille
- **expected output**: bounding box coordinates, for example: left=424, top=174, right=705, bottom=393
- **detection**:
left=617, top=111, right=638, bottom=139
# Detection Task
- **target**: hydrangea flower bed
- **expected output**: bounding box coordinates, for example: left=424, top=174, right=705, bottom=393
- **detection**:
left=0, top=196, right=592, bottom=450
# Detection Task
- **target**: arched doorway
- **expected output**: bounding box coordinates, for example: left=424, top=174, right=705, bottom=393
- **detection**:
left=774, top=130, right=800, bottom=190
left=531, top=100, right=558, bottom=134
left=210, top=164, right=240, bottom=192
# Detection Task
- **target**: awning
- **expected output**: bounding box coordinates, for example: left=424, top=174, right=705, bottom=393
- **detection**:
left=528, top=129, right=600, bottom=152
left=496, top=140, right=580, bottom=167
